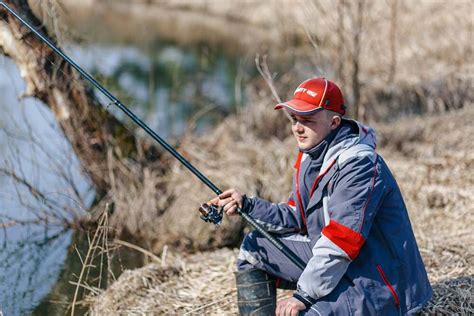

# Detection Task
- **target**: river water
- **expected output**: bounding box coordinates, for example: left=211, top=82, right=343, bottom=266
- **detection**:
left=0, top=41, right=255, bottom=315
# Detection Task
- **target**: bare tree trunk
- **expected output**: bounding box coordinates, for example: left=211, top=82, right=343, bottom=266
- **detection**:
left=0, top=0, right=159, bottom=197
left=388, top=0, right=398, bottom=84
left=336, top=0, right=346, bottom=86
left=349, top=0, right=365, bottom=120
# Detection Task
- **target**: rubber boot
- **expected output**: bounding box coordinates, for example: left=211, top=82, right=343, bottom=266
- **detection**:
left=234, top=268, right=276, bottom=315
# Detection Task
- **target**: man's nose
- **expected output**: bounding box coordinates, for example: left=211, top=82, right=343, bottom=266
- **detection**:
left=294, top=121, right=304, bottom=132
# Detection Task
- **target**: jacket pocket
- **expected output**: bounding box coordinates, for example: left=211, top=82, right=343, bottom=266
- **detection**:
left=376, top=264, right=400, bottom=308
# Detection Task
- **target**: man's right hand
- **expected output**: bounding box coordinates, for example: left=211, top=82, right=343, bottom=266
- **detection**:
left=206, top=189, right=243, bottom=216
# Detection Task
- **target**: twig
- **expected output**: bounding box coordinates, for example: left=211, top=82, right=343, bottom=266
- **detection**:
left=114, top=239, right=161, bottom=263
left=71, top=207, right=108, bottom=315
left=161, top=245, right=168, bottom=268
left=183, top=294, right=235, bottom=315
left=255, top=54, right=292, bottom=121
left=255, top=54, right=282, bottom=103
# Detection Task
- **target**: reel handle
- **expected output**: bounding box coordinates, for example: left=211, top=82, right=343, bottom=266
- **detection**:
left=198, top=203, right=223, bottom=225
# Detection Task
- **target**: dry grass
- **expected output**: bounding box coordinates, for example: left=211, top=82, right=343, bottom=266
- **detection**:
left=87, top=248, right=292, bottom=315
left=86, top=105, right=474, bottom=314
left=87, top=248, right=239, bottom=315
left=89, top=255, right=472, bottom=315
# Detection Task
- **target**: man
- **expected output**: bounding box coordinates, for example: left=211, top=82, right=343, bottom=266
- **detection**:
left=207, top=77, right=432, bottom=315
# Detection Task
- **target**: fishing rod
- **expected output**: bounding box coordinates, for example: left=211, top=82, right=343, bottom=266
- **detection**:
left=0, top=2, right=306, bottom=270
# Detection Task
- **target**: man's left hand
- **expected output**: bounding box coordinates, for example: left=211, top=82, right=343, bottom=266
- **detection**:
left=276, top=297, right=306, bottom=316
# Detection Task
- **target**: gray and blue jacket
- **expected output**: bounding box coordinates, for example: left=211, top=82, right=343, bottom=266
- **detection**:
left=243, top=119, right=432, bottom=315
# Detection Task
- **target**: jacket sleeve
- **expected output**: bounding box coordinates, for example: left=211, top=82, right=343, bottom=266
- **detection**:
left=295, top=153, right=385, bottom=301
left=245, top=192, right=302, bottom=234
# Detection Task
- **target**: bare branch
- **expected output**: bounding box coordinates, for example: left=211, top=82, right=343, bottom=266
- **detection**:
left=255, top=54, right=291, bottom=121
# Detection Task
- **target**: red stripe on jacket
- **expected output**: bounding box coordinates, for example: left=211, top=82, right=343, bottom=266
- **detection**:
left=322, top=219, right=366, bottom=260
left=376, top=264, right=401, bottom=307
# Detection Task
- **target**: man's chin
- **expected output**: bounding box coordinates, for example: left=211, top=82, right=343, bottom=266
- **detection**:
left=297, top=141, right=319, bottom=151
left=297, top=143, right=310, bottom=151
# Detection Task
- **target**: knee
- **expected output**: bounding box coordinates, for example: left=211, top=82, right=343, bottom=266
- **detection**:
left=237, top=231, right=261, bottom=270
left=240, top=231, right=260, bottom=251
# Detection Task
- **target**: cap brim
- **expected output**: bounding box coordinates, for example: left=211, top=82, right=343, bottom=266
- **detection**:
left=274, top=99, right=324, bottom=116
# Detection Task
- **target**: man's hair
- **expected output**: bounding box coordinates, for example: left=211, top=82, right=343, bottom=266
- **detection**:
left=325, top=109, right=343, bottom=120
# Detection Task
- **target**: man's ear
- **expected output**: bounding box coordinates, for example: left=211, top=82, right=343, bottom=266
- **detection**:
left=330, top=115, right=342, bottom=130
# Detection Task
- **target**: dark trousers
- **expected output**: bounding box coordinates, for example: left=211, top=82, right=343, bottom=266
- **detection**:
left=237, top=230, right=315, bottom=289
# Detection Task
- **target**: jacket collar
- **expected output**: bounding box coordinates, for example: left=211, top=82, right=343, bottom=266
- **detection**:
left=303, top=126, right=339, bottom=160
left=321, top=119, right=377, bottom=171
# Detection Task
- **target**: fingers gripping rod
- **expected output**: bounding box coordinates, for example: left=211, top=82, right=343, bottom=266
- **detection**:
left=0, top=2, right=306, bottom=271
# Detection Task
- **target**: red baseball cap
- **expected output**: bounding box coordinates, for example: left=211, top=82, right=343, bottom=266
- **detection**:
left=274, top=77, right=346, bottom=115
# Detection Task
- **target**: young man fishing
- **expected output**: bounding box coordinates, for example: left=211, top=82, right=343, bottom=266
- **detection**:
left=206, top=77, right=432, bottom=315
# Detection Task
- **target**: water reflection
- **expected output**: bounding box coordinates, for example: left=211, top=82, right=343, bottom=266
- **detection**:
left=0, top=54, right=91, bottom=315
left=0, top=227, right=72, bottom=315
left=69, top=41, right=249, bottom=139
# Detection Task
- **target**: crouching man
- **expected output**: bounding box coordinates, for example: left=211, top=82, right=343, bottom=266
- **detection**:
left=206, top=77, right=432, bottom=315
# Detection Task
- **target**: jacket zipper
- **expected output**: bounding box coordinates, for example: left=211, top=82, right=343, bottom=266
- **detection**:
left=376, top=264, right=400, bottom=308
left=309, top=159, right=337, bottom=198
left=295, top=153, right=338, bottom=233
left=294, top=152, right=308, bottom=232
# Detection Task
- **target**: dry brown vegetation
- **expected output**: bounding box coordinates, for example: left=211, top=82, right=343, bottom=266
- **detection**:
left=90, top=87, right=294, bottom=253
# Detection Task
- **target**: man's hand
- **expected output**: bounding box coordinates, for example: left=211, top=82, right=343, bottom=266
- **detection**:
left=276, top=297, right=306, bottom=316
left=206, top=189, right=243, bottom=216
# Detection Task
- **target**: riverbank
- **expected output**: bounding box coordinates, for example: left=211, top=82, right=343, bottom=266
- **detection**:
left=86, top=106, right=474, bottom=314
left=29, top=0, right=283, bottom=54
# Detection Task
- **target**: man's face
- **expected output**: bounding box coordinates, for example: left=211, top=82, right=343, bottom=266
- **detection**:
left=290, top=110, right=338, bottom=151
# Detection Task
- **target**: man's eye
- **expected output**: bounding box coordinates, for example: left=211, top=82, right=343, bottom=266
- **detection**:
left=291, top=117, right=312, bottom=125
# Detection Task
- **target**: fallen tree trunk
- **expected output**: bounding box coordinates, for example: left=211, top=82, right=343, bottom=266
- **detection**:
left=0, top=0, right=159, bottom=197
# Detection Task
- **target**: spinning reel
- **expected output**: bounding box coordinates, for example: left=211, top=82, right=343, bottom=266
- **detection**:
left=198, top=203, right=224, bottom=225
